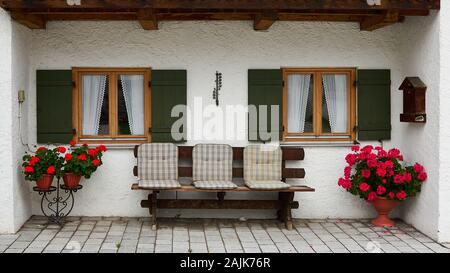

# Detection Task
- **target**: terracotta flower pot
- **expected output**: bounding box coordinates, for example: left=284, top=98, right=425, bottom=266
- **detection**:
left=63, top=173, right=82, bottom=189
left=36, top=174, right=54, bottom=190
left=371, top=197, right=397, bottom=227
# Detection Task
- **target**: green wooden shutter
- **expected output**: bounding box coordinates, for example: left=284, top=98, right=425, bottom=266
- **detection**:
left=37, top=70, right=73, bottom=144
left=151, top=70, right=187, bottom=142
left=248, top=69, right=283, bottom=142
left=357, top=69, right=391, bottom=141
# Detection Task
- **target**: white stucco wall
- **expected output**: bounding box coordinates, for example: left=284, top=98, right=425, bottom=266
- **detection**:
left=438, top=1, right=450, bottom=243
left=28, top=20, right=408, bottom=220
left=0, top=9, right=32, bottom=233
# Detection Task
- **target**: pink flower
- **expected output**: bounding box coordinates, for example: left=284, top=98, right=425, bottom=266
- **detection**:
left=386, top=170, right=394, bottom=177
left=418, top=172, right=428, bottom=182
left=367, top=153, right=377, bottom=160
left=394, top=174, right=405, bottom=184
left=382, top=179, right=387, bottom=184
left=361, top=169, right=371, bottom=178
left=396, top=191, right=407, bottom=200
left=359, top=182, right=370, bottom=192
left=388, top=192, right=395, bottom=199
left=414, top=163, right=424, bottom=173
left=375, top=146, right=383, bottom=151
left=358, top=153, right=367, bottom=161
left=376, top=185, right=387, bottom=195
left=367, top=159, right=378, bottom=168
left=376, top=168, right=387, bottom=178
left=367, top=192, right=378, bottom=202
left=351, top=146, right=360, bottom=152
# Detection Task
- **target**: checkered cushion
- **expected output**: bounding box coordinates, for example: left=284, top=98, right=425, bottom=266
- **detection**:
left=137, top=143, right=178, bottom=181
left=245, top=180, right=290, bottom=190
left=244, top=145, right=282, bottom=182
left=193, top=181, right=238, bottom=190
left=138, top=180, right=181, bottom=189
left=193, top=144, right=233, bottom=181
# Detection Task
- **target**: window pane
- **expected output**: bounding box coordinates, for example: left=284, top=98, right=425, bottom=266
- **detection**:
left=322, top=74, right=348, bottom=133
left=82, top=75, right=109, bottom=136
left=118, top=75, right=145, bottom=135
left=287, top=74, right=314, bottom=133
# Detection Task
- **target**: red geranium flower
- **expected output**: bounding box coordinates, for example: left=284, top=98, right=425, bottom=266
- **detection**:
left=388, top=192, right=395, bottom=199
left=361, top=145, right=373, bottom=154
left=88, top=149, right=97, bottom=157
left=367, top=159, right=377, bottom=168
left=78, top=154, right=87, bottom=161
left=57, top=147, right=66, bottom=153
left=65, top=154, right=73, bottom=161
left=418, top=172, right=428, bottom=181
left=37, top=147, right=47, bottom=152
left=97, top=145, right=107, bottom=152
left=92, top=159, right=101, bottom=167
left=359, top=183, right=370, bottom=192
left=414, top=163, right=424, bottom=173
left=361, top=169, right=371, bottom=178
left=367, top=192, right=378, bottom=202
left=388, top=148, right=401, bottom=158
left=351, top=145, right=360, bottom=152
left=69, top=140, right=76, bottom=147
left=47, top=166, right=56, bottom=175
left=24, top=166, right=34, bottom=173
left=29, top=156, right=40, bottom=166
left=344, top=166, right=352, bottom=179
left=376, top=185, right=386, bottom=195
left=394, top=174, right=404, bottom=184
left=396, top=191, right=407, bottom=200
left=403, top=172, right=412, bottom=183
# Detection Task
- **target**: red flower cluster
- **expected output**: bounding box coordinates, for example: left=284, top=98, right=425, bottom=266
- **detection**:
left=338, top=145, right=427, bottom=202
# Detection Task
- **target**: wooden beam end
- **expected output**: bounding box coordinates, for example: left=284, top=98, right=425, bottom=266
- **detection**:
left=254, top=11, right=278, bottom=31
left=10, top=12, right=46, bottom=29
left=360, top=11, right=400, bottom=31
left=137, top=9, right=158, bottom=30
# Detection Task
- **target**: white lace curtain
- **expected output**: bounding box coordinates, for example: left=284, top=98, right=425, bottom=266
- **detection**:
left=322, top=74, right=348, bottom=133
left=82, top=75, right=107, bottom=135
left=288, top=74, right=311, bottom=133
left=120, top=75, right=145, bottom=135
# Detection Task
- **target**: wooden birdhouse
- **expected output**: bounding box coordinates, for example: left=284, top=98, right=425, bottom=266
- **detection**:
left=399, top=77, right=427, bottom=123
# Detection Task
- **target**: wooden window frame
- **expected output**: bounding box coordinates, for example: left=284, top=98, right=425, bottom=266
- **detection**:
left=72, top=67, right=152, bottom=144
left=282, top=68, right=356, bottom=142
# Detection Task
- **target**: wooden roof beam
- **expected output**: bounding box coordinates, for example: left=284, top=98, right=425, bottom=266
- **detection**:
left=10, top=11, right=46, bottom=29
left=254, top=11, right=278, bottom=30
left=0, top=0, right=441, bottom=11
left=137, top=9, right=158, bottom=30
left=360, top=10, right=401, bottom=31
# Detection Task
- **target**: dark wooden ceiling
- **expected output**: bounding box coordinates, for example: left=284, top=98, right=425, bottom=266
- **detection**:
left=0, top=0, right=440, bottom=31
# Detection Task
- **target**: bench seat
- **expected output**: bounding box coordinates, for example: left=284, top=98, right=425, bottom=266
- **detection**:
left=132, top=183, right=314, bottom=192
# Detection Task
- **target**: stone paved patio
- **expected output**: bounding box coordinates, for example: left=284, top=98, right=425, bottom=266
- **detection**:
left=1, top=216, right=449, bottom=253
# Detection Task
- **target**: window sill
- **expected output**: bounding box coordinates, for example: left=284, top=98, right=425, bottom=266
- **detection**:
left=280, top=141, right=355, bottom=148
left=75, top=143, right=138, bottom=150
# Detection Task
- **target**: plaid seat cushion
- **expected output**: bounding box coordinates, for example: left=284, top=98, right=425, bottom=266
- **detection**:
left=138, top=180, right=181, bottom=189
left=193, top=144, right=233, bottom=181
left=138, top=143, right=178, bottom=181
left=244, top=145, right=282, bottom=182
left=193, top=181, right=238, bottom=190
left=245, top=180, right=290, bottom=190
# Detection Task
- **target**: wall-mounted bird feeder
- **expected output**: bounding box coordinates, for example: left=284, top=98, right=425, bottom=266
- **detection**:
left=399, top=77, right=427, bottom=123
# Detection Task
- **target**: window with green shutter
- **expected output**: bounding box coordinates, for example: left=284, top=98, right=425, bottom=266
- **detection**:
left=151, top=70, right=187, bottom=143
left=357, top=69, right=391, bottom=141
left=248, top=69, right=283, bottom=142
left=37, top=70, right=74, bottom=144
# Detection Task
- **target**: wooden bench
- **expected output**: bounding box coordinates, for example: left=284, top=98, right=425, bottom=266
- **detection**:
left=131, top=146, right=315, bottom=230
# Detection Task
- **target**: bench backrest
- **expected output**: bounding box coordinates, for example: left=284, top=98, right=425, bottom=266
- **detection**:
left=192, top=144, right=233, bottom=182
left=244, top=145, right=282, bottom=182
left=137, top=143, right=178, bottom=181
left=134, top=145, right=305, bottom=181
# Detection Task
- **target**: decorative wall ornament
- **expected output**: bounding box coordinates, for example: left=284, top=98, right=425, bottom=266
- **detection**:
left=212, top=71, right=223, bottom=106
